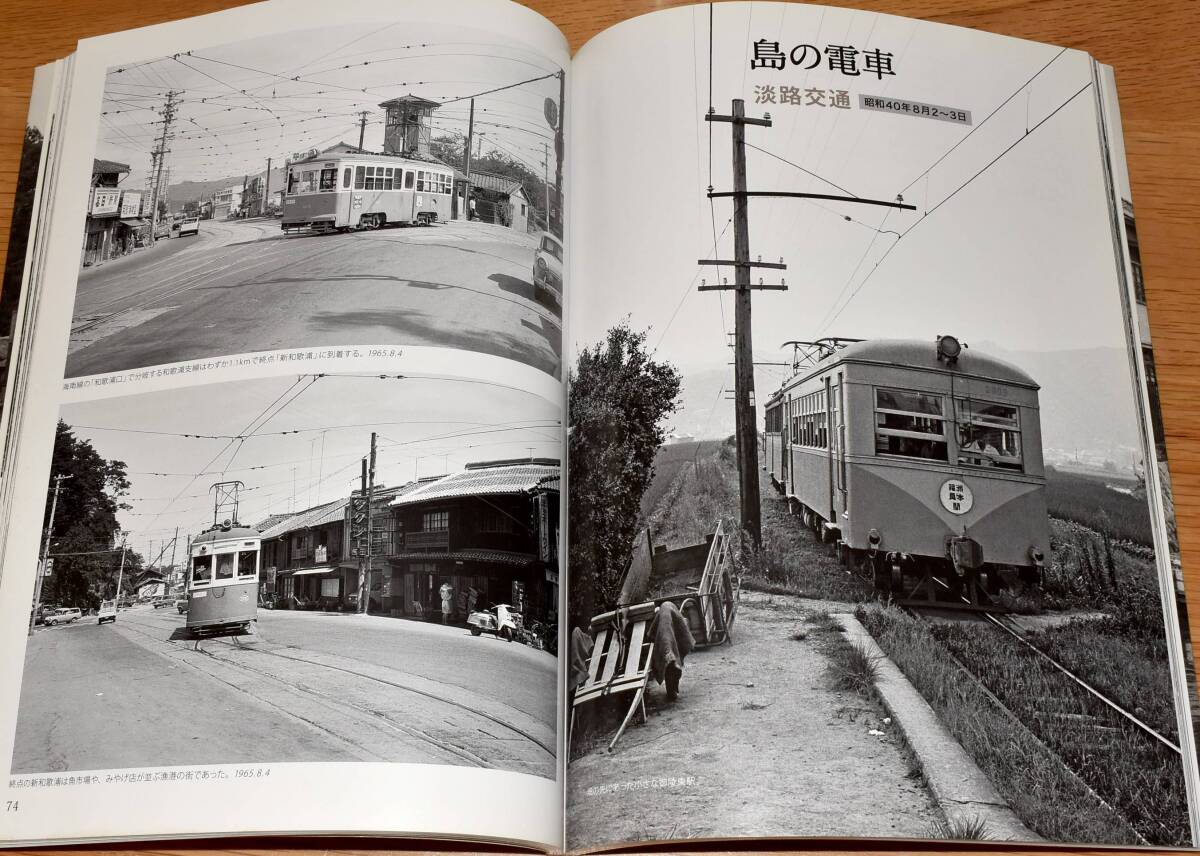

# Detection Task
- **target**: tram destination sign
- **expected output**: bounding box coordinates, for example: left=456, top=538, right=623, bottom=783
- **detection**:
left=859, top=94, right=972, bottom=125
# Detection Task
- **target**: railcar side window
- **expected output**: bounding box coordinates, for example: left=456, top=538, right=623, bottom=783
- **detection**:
left=237, top=550, right=257, bottom=578
left=404, top=170, right=415, bottom=190
left=874, top=388, right=948, bottom=460
left=215, top=553, right=235, bottom=581
left=342, top=167, right=352, bottom=189
left=955, top=399, right=1022, bottom=471
left=354, top=166, right=365, bottom=190
left=192, top=555, right=212, bottom=586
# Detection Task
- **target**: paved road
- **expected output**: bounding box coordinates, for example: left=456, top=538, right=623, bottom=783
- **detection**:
left=12, top=606, right=557, bottom=779
left=66, top=218, right=562, bottom=378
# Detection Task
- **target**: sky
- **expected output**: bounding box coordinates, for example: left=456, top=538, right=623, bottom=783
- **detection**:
left=95, top=19, right=563, bottom=190
left=57, top=374, right=561, bottom=562
left=569, top=3, right=1128, bottom=383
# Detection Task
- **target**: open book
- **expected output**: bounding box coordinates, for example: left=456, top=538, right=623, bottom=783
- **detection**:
left=0, top=0, right=1195, bottom=850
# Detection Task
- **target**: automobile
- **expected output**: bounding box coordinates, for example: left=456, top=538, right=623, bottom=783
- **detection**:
left=44, top=607, right=82, bottom=626
left=174, top=217, right=200, bottom=238
left=467, top=603, right=520, bottom=642
left=175, top=598, right=188, bottom=614
left=97, top=600, right=117, bottom=625
left=152, top=596, right=173, bottom=609
left=531, top=232, right=562, bottom=310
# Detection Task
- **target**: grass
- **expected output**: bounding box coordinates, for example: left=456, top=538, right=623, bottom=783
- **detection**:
left=827, top=639, right=881, bottom=696
left=1045, top=466, right=1153, bottom=546
left=928, top=619, right=1188, bottom=846
left=857, top=603, right=1144, bottom=846
left=928, top=815, right=993, bottom=841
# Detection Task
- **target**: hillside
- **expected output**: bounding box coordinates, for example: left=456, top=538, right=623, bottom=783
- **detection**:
left=166, top=166, right=287, bottom=211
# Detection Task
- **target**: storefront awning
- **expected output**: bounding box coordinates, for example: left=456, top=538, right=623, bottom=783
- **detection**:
left=291, top=565, right=337, bottom=576
left=119, top=218, right=149, bottom=228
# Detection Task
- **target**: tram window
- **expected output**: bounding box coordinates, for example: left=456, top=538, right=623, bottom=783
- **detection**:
left=874, top=387, right=948, bottom=461
left=320, top=168, right=337, bottom=191
left=215, top=553, right=235, bottom=580
left=287, top=172, right=298, bottom=194
left=955, top=399, right=1022, bottom=471
left=191, top=555, right=212, bottom=585
left=342, top=167, right=352, bottom=189
left=300, top=171, right=318, bottom=193
left=354, top=166, right=365, bottom=190
left=237, top=550, right=257, bottom=578
left=404, top=170, right=414, bottom=190
left=363, top=166, right=375, bottom=191
left=383, top=168, right=392, bottom=190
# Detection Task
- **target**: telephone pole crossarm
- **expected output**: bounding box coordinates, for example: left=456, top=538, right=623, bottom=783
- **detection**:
left=699, top=283, right=787, bottom=291
left=697, top=259, right=787, bottom=269
left=708, top=190, right=916, bottom=210
left=706, top=113, right=773, bottom=128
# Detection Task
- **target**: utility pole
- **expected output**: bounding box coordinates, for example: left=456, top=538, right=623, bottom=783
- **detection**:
left=262, top=157, right=272, bottom=217
left=149, top=90, right=180, bottom=243
left=542, top=142, right=551, bottom=231
left=364, top=432, right=376, bottom=615
left=30, top=474, right=72, bottom=635
left=168, top=527, right=179, bottom=594
left=700, top=99, right=915, bottom=547
left=357, top=111, right=369, bottom=151
left=464, top=99, right=475, bottom=219
left=114, top=536, right=128, bottom=605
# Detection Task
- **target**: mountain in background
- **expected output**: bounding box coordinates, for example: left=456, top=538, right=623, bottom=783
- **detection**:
left=670, top=343, right=1144, bottom=471
left=164, top=166, right=287, bottom=211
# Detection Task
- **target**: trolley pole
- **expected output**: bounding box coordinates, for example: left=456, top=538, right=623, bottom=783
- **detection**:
left=30, top=474, right=72, bottom=635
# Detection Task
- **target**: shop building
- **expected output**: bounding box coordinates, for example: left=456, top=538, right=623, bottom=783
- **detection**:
left=385, top=458, right=560, bottom=624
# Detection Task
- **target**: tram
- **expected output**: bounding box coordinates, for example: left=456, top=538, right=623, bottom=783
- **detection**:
left=281, top=150, right=454, bottom=233
left=763, top=335, right=1050, bottom=605
left=186, top=482, right=261, bottom=635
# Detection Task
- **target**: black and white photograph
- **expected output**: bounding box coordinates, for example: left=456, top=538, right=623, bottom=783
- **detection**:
left=72, top=20, right=565, bottom=379
left=13, top=373, right=560, bottom=780
left=564, top=4, right=1191, bottom=849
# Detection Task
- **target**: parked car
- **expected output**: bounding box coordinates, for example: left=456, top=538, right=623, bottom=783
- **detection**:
left=44, top=607, right=82, bottom=626
left=152, top=596, right=173, bottom=609
left=175, top=217, right=200, bottom=238
left=467, top=604, right=520, bottom=642
left=175, top=598, right=188, bottom=614
left=531, top=232, right=562, bottom=310
left=97, top=600, right=117, bottom=625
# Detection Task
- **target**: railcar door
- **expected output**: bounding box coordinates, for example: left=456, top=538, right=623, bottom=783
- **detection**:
left=833, top=373, right=848, bottom=520
left=825, top=376, right=836, bottom=522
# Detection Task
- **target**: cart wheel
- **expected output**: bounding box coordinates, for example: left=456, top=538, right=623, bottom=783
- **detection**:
left=470, top=627, right=481, bottom=636
left=502, top=627, right=513, bottom=642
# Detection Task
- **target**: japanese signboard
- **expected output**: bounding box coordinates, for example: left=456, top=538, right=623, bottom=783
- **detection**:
left=90, top=188, right=121, bottom=216
left=348, top=496, right=369, bottom=557
left=314, top=545, right=327, bottom=564
left=119, top=191, right=142, bottom=218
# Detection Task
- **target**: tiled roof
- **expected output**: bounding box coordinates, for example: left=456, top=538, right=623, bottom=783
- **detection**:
left=93, top=158, right=130, bottom=175
left=390, top=461, right=560, bottom=508
left=470, top=170, right=525, bottom=197
left=257, top=498, right=347, bottom=540
left=534, top=475, right=560, bottom=493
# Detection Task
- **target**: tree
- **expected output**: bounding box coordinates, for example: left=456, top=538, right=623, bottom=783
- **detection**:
left=568, top=323, right=680, bottom=627
left=40, top=421, right=142, bottom=609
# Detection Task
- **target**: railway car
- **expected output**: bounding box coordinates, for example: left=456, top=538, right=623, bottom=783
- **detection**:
left=186, top=520, right=261, bottom=634
left=763, top=335, right=1050, bottom=605
left=281, top=151, right=454, bottom=232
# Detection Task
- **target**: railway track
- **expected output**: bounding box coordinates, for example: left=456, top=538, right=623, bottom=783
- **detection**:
left=117, top=617, right=555, bottom=769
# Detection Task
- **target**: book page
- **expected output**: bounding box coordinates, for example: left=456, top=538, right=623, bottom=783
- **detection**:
left=0, top=0, right=568, bottom=848
left=565, top=2, right=1199, bottom=849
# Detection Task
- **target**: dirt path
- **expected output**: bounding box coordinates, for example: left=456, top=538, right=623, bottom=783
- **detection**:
left=566, top=590, right=938, bottom=848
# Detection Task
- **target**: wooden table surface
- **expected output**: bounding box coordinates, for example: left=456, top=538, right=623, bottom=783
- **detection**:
left=0, top=0, right=1197, bottom=854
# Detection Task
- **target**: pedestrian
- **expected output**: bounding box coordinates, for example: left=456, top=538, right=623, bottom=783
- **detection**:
left=439, top=581, right=454, bottom=624
left=468, top=196, right=477, bottom=221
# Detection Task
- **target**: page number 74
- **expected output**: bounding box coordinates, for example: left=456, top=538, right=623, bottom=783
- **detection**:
left=4, top=801, right=16, bottom=812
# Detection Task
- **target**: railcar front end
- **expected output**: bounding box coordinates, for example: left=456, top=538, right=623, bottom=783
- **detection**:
left=186, top=524, right=261, bottom=634
left=765, top=336, right=1051, bottom=605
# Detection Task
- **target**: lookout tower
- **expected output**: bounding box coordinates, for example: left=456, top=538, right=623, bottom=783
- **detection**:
left=380, top=95, right=439, bottom=157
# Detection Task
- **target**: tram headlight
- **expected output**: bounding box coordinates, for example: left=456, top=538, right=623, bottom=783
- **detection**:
left=868, top=528, right=882, bottom=547
left=1029, top=545, right=1045, bottom=566
left=936, top=334, right=963, bottom=364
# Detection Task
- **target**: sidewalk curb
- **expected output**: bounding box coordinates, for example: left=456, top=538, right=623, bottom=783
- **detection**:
left=833, top=612, right=1042, bottom=843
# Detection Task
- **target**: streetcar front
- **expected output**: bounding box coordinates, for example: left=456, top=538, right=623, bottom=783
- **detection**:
left=186, top=523, right=261, bottom=633
left=280, top=158, right=344, bottom=232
